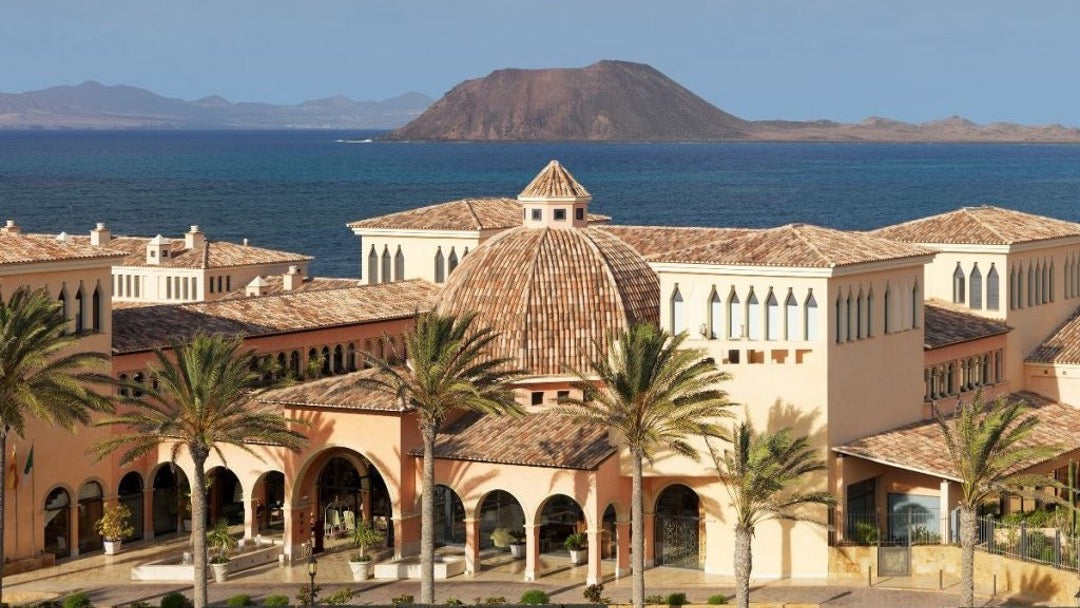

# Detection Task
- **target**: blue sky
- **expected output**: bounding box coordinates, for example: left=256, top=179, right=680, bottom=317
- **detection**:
left=3, top=0, right=1077, bottom=124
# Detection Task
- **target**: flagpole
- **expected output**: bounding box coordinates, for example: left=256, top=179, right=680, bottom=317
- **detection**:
left=29, top=439, right=34, bottom=555
left=12, top=444, right=17, bottom=555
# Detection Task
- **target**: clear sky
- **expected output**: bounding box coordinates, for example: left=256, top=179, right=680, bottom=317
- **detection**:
left=3, top=0, right=1077, bottom=124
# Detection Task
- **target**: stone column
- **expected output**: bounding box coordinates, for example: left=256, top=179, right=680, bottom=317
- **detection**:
left=244, top=498, right=257, bottom=539
left=643, top=512, right=656, bottom=567
left=464, top=518, right=480, bottom=576
left=586, top=528, right=603, bottom=585
left=523, top=523, right=540, bottom=581
left=143, top=489, right=155, bottom=540
left=939, top=479, right=951, bottom=544
left=615, top=520, right=631, bottom=578
left=70, top=504, right=80, bottom=557
left=282, top=505, right=308, bottom=564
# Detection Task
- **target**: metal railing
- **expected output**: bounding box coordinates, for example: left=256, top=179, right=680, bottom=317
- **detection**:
left=973, top=515, right=1080, bottom=572
left=838, top=510, right=943, bottom=546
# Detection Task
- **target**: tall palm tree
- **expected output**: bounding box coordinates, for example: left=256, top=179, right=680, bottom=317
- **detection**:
left=556, top=324, right=733, bottom=608
left=708, top=423, right=834, bottom=608
left=936, top=392, right=1059, bottom=608
left=0, top=287, right=113, bottom=603
left=360, top=312, right=524, bottom=604
left=92, top=334, right=307, bottom=608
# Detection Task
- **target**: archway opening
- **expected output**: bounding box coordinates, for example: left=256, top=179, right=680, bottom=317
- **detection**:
left=538, top=494, right=585, bottom=555
left=313, top=453, right=391, bottom=553
left=206, top=467, right=244, bottom=525
left=254, top=471, right=285, bottom=533
left=654, top=484, right=702, bottom=569
left=77, top=481, right=104, bottom=554
left=44, top=487, right=71, bottom=559
left=119, top=472, right=145, bottom=541
left=478, top=490, right=525, bottom=551
left=152, top=465, right=189, bottom=536
left=602, top=504, right=618, bottom=561
left=432, top=484, right=465, bottom=547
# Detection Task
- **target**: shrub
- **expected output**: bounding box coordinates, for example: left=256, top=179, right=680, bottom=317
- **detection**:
left=295, top=584, right=320, bottom=608
left=226, top=595, right=252, bottom=607
left=583, top=584, right=604, bottom=604
left=851, top=520, right=879, bottom=545
left=706, top=595, right=728, bottom=605
left=519, top=590, right=550, bottom=605
left=666, top=593, right=688, bottom=606
left=390, top=594, right=414, bottom=608
left=160, top=593, right=191, bottom=608
left=480, top=598, right=507, bottom=606
left=262, top=596, right=289, bottom=607
left=444, top=599, right=464, bottom=606
left=324, top=588, right=356, bottom=606
left=563, top=533, right=587, bottom=551
left=62, top=593, right=91, bottom=608
left=645, top=595, right=667, bottom=605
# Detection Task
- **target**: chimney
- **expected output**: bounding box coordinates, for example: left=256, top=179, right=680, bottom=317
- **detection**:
left=1, top=220, right=21, bottom=234
left=282, top=265, right=304, bottom=291
left=146, top=234, right=169, bottom=265
left=90, top=222, right=111, bottom=246
left=245, top=276, right=270, bottom=297
left=185, top=225, right=205, bottom=250
left=243, top=238, right=250, bottom=246
left=55, top=231, right=70, bottom=242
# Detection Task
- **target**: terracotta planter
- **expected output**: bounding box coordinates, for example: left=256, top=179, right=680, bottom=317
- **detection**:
left=509, top=543, right=526, bottom=559
left=349, top=560, right=372, bottom=581
left=103, top=540, right=122, bottom=555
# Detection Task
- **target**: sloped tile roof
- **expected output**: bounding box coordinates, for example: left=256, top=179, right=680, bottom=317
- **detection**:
left=54, top=235, right=311, bottom=269
left=113, top=279, right=438, bottom=353
left=648, top=223, right=933, bottom=268
left=923, top=300, right=1011, bottom=349
left=409, top=410, right=614, bottom=470
left=1027, top=306, right=1080, bottom=364
left=218, top=276, right=362, bottom=300
left=519, top=160, right=591, bottom=199
left=348, top=197, right=608, bottom=231
left=597, top=225, right=747, bottom=258
left=436, top=226, right=659, bottom=376
left=257, top=368, right=404, bottom=412
left=871, top=206, right=1080, bottom=245
left=3, top=233, right=125, bottom=265
left=834, top=391, right=1080, bottom=481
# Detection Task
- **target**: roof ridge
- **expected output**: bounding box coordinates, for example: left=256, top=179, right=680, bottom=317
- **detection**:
left=518, top=229, right=545, bottom=367
left=462, top=199, right=484, bottom=231
left=787, top=224, right=833, bottom=266
left=961, top=207, right=1010, bottom=243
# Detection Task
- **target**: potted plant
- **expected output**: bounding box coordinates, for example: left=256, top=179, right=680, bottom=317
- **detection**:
left=207, top=519, right=238, bottom=583
left=95, top=503, right=134, bottom=555
left=509, top=530, right=526, bottom=559
left=348, top=519, right=385, bottom=581
left=564, top=533, right=587, bottom=565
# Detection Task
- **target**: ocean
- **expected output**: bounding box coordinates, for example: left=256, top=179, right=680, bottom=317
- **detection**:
left=2, top=130, right=1080, bottom=277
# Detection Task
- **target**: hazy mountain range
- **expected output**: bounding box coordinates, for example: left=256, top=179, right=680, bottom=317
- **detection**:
left=0, top=81, right=433, bottom=129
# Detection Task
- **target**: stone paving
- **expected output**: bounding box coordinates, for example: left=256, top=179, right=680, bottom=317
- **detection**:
left=2, top=535, right=1035, bottom=607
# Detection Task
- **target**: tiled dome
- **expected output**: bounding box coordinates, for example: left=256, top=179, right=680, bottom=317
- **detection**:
left=436, top=225, right=659, bottom=376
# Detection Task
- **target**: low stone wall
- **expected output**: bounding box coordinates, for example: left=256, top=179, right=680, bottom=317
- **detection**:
left=131, top=541, right=281, bottom=581
left=830, top=544, right=1079, bottom=605
left=374, top=555, right=466, bottom=580
left=2, top=553, right=56, bottom=576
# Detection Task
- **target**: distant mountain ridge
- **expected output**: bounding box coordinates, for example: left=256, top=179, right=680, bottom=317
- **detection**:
left=0, top=81, right=433, bottom=129
left=389, top=60, right=1080, bottom=143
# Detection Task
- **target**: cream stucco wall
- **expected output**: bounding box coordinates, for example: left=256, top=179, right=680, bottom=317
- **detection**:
left=353, top=229, right=487, bottom=285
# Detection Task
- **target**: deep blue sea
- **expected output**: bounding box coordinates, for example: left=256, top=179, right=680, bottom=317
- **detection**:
left=2, top=130, right=1080, bottom=277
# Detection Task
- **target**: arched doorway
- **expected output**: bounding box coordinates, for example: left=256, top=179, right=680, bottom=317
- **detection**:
left=654, top=484, right=702, bottom=569
left=601, top=504, right=618, bottom=560
left=119, top=472, right=145, bottom=541
left=206, top=467, right=243, bottom=525
left=77, top=481, right=104, bottom=554
left=314, top=454, right=391, bottom=553
left=44, top=487, right=71, bottom=559
left=538, top=494, right=585, bottom=555
left=432, top=485, right=465, bottom=547
left=152, top=465, right=189, bottom=536
left=478, top=490, right=524, bottom=550
left=254, top=471, right=285, bottom=533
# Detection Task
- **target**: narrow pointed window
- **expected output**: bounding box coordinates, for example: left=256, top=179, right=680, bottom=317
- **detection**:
left=394, top=246, right=405, bottom=281
left=866, top=288, right=875, bottom=337
left=1028, top=263, right=1035, bottom=306
left=846, top=290, right=855, bottom=341
left=58, top=287, right=68, bottom=334
left=855, top=288, right=864, bottom=339
left=671, top=286, right=685, bottom=334
left=969, top=264, right=982, bottom=309
left=912, top=281, right=920, bottom=327
left=448, top=248, right=459, bottom=274
left=747, top=289, right=761, bottom=340
left=708, top=288, right=722, bottom=339
left=1049, top=260, right=1055, bottom=302
left=727, top=290, right=741, bottom=339
left=766, top=290, right=779, bottom=341
left=883, top=283, right=891, bottom=333
left=367, top=246, right=379, bottom=284
left=784, top=290, right=798, bottom=341
left=952, top=263, right=965, bottom=304
left=804, top=291, right=819, bottom=341
left=835, top=291, right=844, bottom=344
left=380, top=246, right=391, bottom=284
left=986, top=264, right=999, bottom=310
left=434, top=248, right=445, bottom=283
left=92, top=286, right=102, bottom=333
left=74, top=288, right=84, bottom=334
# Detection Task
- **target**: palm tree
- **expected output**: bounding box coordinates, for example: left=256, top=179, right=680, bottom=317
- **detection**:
left=708, top=422, right=834, bottom=608
left=936, top=392, right=1060, bottom=608
left=0, top=287, right=113, bottom=603
left=92, top=334, right=307, bottom=608
left=360, top=312, right=525, bottom=604
left=556, top=324, right=733, bottom=608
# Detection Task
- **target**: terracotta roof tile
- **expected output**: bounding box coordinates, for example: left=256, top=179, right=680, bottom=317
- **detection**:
left=113, top=279, right=438, bottom=353
left=1027, top=306, right=1080, bottom=364
left=409, top=410, right=614, bottom=470
left=597, top=225, right=746, bottom=258
left=53, top=235, right=311, bottom=269
left=218, top=276, right=363, bottom=300
left=648, top=223, right=933, bottom=268
left=834, top=391, right=1078, bottom=480
left=436, top=226, right=659, bottom=376
left=519, top=160, right=591, bottom=199
left=257, top=368, right=404, bottom=412
left=923, top=300, right=1011, bottom=349
left=871, top=206, right=1080, bottom=245
left=3, top=232, right=125, bottom=265
left=347, top=197, right=608, bottom=231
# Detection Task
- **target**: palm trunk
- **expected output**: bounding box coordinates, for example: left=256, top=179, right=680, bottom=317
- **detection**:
left=420, top=427, right=436, bottom=604
left=0, top=427, right=8, bottom=605
left=631, top=448, right=644, bottom=608
left=191, top=452, right=209, bottom=608
left=960, top=506, right=976, bottom=608
left=734, top=525, right=752, bottom=608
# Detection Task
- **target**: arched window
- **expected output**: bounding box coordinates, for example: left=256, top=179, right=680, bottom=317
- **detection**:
left=746, top=289, right=761, bottom=340
left=434, top=248, right=445, bottom=283
left=866, top=288, right=875, bottom=337
left=1066, top=258, right=1073, bottom=299
left=394, top=246, right=405, bottom=281
left=92, top=285, right=102, bottom=333
left=118, top=373, right=129, bottom=397
left=969, top=264, right=982, bottom=310
left=347, top=343, right=356, bottom=372
left=766, top=290, right=779, bottom=341
left=987, top=264, right=999, bottom=310
left=333, top=345, right=344, bottom=374
left=855, top=288, right=864, bottom=339
left=727, top=290, right=741, bottom=339
left=784, top=290, right=798, bottom=341
left=911, top=281, right=920, bottom=328
left=380, top=247, right=391, bottom=284
left=132, top=372, right=145, bottom=398
left=289, top=351, right=300, bottom=378
left=883, top=283, right=892, bottom=333
left=448, top=248, right=459, bottom=274
left=1049, top=261, right=1055, bottom=302
left=1027, top=263, right=1035, bottom=307
left=74, top=288, right=84, bottom=334
left=321, top=346, right=332, bottom=376
left=947, top=363, right=956, bottom=395
left=846, top=291, right=855, bottom=341
left=835, top=291, right=844, bottom=344
left=276, top=353, right=287, bottom=379
left=952, top=263, right=965, bottom=304
left=708, top=289, right=721, bottom=339
left=367, top=246, right=378, bottom=284
left=804, top=291, right=818, bottom=341
left=670, top=285, right=685, bottom=334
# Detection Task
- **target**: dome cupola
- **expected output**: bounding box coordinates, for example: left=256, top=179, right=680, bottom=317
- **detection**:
left=518, top=160, right=592, bottom=229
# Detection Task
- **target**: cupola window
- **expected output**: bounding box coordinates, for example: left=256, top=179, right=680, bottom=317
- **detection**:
left=554, top=209, right=566, bottom=221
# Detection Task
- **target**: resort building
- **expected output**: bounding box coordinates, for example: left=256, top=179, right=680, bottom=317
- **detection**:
left=5, top=161, right=1080, bottom=591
